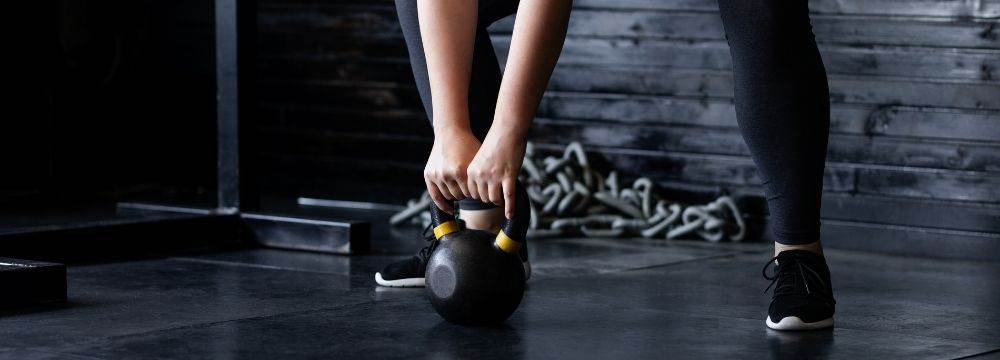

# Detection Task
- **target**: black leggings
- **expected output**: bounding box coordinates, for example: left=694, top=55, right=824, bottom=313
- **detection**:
left=395, top=0, right=830, bottom=245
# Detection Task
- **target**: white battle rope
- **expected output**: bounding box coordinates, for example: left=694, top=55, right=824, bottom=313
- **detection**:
left=389, top=142, right=746, bottom=242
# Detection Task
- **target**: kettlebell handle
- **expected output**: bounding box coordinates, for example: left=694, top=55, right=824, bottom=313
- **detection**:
left=429, top=180, right=531, bottom=255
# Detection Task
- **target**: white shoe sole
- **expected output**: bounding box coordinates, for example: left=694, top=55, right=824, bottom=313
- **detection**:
left=375, top=272, right=425, bottom=287
left=766, top=316, right=833, bottom=331
left=374, top=261, right=531, bottom=288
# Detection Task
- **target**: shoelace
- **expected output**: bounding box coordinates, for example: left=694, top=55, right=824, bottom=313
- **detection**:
left=761, top=253, right=829, bottom=298
left=416, top=222, right=439, bottom=261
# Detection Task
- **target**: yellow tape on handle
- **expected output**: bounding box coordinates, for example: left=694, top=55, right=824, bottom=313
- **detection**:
left=494, top=230, right=522, bottom=254
left=433, top=220, right=460, bottom=240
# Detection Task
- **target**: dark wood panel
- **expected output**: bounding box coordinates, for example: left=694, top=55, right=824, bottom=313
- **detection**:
left=260, top=5, right=1000, bottom=49
left=258, top=4, right=398, bottom=33
left=822, top=193, right=1000, bottom=234
left=546, top=65, right=1000, bottom=109
left=258, top=56, right=414, bottom=83
left=539, top=92, right=1000, bottom=142
left=259, top=104, right=429, bottom=134
left=492, top=36, right=1000, bottom=81
left=258, top=1, right=1000, bottom=42
left=258, top=79, right=423, bottom=110
left=259, top=69, right=1000, bottom=125
left=868, top=107, right=1000, bottom=142
left=258, top=30, right=1000, bottom=82
left=260, top=0, right=395, bottom=6
left=263, top=56, right=1000, bottom=111
left=261, top=0, right=1000, bottom=18
left=489, top=10, right=1000, bottom=49
left=531, top=142, right=857, bottom=192
left=263, top=129, right=431, bottom=163
left=822, top=220, right=1000, bottom=261
left=571, top=0, right=1000, bottom=18
left=261, top=154, right=425, bottom=203
left=257, top=33, right=408, bottom=58
left=534, top=142, right=1000, bottom=203
left=828, top=136, right=1000, bottom=172
left=530, top=119, right=1000, bottom=171
left=857, top=168, right=1000, bottom=202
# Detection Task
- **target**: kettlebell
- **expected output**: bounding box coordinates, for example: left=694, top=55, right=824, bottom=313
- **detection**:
left=424, top=182, right=530, bottom=325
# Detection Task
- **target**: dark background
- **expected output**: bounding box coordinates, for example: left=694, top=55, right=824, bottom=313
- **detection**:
left=1, top=0, right=217, bottom=213
left=2, top=0, right=998, bottom=258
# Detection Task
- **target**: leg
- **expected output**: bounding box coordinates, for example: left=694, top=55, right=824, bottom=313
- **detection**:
left=717, top=0, right=836, bottom=330
left=717, top=0, right=830, bottom=251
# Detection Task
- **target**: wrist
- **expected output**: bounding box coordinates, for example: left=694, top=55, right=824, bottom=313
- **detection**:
left=483, top=127, right=529, bottom=153
left=490, top=115, right=531, bottom=139
left=433, top=123, right=472, bottom=138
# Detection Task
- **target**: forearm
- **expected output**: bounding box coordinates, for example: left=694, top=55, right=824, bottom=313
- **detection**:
left=417, top=0, right=479, bottom=136
left=491, top=0, right=572, bottom=139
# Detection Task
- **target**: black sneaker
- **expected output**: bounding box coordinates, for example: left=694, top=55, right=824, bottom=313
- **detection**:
left=375, top=222, right=438, bottom=287
left=762, top=250, right=836, bottom=330
left=375, top=222, right=532, bottom=287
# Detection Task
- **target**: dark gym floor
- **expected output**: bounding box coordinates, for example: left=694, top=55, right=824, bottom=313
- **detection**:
left=2, top=231, right=999, bottom=359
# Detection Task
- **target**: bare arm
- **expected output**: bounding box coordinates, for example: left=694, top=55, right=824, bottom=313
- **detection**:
left=495, top=0, right=573, bottom=141
left=418, top=0, right=483, bottom=213
left=467, top=0, right=573, bottom=218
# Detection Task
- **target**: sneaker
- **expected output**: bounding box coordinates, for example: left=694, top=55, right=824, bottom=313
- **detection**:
left=762, top=250, right=836, bottom=330
left=375, top=222, right=531, bottom=287
left=375, top=222, right=438, bottom=287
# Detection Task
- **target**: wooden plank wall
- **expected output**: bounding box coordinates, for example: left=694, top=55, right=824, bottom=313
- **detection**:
left=256, top=0, right=1000, bottom=260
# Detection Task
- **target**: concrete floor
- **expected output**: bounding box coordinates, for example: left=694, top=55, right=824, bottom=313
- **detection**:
left=1, top=234, right=999, bottom=359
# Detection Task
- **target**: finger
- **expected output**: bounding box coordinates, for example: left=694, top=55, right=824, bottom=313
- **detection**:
left=457, top=178, right=472, bottom=199
left=479, top=179, right=493, bottom=205
left=465, top=177, right=478, bottom=201
left=502, top=176, right=516, bottom=219
left=450, top=167, right=471, bottom=198
left=442, top=179, right=465, bottom=203
left=467, top=166, right=484, bottom=201
left=473, top=178, right=488, bottom=204
left=426, top=179, right=453, bottom=214
left=487, top=180, right=502, bottom=205
left=430, top=171, right=457, bottom=201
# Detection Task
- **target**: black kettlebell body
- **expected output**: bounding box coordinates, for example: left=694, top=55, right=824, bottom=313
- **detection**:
left=425, top=183, right=530, bottom=325
left=425, top=228, right=525, bottom=325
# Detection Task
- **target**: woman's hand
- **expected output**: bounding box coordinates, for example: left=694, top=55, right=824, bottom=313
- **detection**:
left=424, top=127, right=482, bottom=214
left=466, top=128, right=528, bottom=219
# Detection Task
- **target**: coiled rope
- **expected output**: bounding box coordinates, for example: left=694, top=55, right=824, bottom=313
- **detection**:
left=390, top=142, right=746, bottom=242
